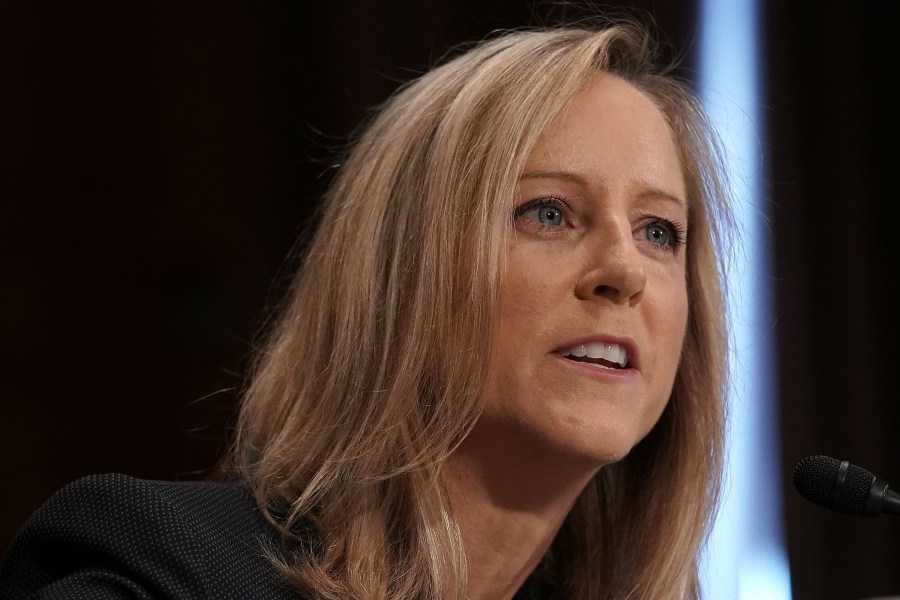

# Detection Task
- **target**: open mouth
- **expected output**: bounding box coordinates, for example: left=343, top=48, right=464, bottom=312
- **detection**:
left=560, top=342, right=628, bottom=369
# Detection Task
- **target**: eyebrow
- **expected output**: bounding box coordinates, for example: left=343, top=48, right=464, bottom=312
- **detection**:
left=520, top=169, right=589, bottom=186
left=520, top=169, right=687, bottom=209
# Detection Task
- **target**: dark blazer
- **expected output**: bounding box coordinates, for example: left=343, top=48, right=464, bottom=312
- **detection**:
left=0, top=473, right=298, bottom=599
left=0, top=473, right=552, bottom=599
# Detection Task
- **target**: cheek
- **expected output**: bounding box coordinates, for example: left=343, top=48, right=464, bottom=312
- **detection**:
left=648, top=273, right=689, bottom=373
left=640, top=279, right=688, bottom=433
left=671, top=268, right=690, bottom=339
left=496, top=248, right=573, bottom=343
left=663, top=278, right=689, bottom=332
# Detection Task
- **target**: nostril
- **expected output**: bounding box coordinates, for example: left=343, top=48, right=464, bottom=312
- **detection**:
left=591, top=282, right=643, bottom=307
left=593, top=284, right=617, bottom=296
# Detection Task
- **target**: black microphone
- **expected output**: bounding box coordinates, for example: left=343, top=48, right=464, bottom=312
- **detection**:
left=793, top=455, right=900, bottom=517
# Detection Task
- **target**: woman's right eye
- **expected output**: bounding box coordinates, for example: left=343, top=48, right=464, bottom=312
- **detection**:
left=515, top=198, right=569, bottom=227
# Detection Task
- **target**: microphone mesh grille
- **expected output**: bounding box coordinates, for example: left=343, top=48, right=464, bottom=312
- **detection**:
left=793, top=454, right=876, bottom=515
left=839, top=464, right=875, bottom=514
left=793, top=455, right=839, bottom=504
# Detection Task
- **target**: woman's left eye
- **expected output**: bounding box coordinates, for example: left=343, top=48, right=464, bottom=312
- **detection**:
left=645, top=222, right=670, bottom=245
left=641, top=219, right=685, bottom=249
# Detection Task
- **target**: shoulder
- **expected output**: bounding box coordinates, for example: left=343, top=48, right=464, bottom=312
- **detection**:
left=0, top=473, right=298, bottom=599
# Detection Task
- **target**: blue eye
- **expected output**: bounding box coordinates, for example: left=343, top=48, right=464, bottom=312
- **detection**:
left=515, top=198, right=569, bottom=227
left=645, top=222, right=670, bottom=246
left=641, top=219, right=686, bottom=251
left=536, top=205, right=563, bottom=226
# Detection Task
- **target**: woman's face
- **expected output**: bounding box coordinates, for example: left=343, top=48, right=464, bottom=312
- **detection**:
left=478, top=73, right=689, bottom=467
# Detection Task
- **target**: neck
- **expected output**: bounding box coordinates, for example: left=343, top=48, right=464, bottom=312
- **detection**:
left=443, top=420, right=602, bottom=600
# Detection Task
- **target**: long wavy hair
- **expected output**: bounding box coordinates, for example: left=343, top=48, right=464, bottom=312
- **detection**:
left=226, top=16, right=732, bottom=600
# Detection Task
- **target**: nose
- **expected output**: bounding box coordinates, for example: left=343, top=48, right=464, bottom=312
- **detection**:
left=574, top=221, right=647, bottom=306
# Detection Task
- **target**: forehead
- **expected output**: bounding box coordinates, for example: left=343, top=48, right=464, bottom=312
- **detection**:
left=523, top=73, right=686, bottom=202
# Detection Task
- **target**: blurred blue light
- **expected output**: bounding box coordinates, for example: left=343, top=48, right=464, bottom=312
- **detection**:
left=696, top=0, right=792, bottom=599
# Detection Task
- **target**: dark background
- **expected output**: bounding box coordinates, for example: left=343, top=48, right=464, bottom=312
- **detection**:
left=1, top=1, right=897, bottom=598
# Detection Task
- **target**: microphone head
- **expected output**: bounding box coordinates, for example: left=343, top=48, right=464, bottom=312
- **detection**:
left=793, top=454, right=876, bottom=516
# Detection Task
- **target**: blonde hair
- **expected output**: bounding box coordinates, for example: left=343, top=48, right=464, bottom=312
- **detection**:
left=227, top=17, right=732, bottom=600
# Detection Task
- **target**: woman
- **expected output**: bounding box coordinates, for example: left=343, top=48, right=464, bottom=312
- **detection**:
left=0, top=16, right=732, bottom=600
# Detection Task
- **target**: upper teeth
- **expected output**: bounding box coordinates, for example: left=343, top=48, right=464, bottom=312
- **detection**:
left=561, top=342, right=628, bottom=367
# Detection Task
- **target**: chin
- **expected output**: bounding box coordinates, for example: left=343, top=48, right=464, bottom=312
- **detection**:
left=527, top=420, right=655, bottom=471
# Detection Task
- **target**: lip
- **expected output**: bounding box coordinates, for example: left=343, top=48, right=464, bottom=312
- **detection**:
left=550, top=353, right=638, bottom=382
left=551, top=334, right=640, bottom=371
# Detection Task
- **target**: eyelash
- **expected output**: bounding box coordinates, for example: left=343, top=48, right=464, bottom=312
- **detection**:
left=514, top=198, right=688, bottom=251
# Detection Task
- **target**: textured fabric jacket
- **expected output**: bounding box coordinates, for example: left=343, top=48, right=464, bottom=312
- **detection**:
left=0, top=473, right=551, bottom=599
